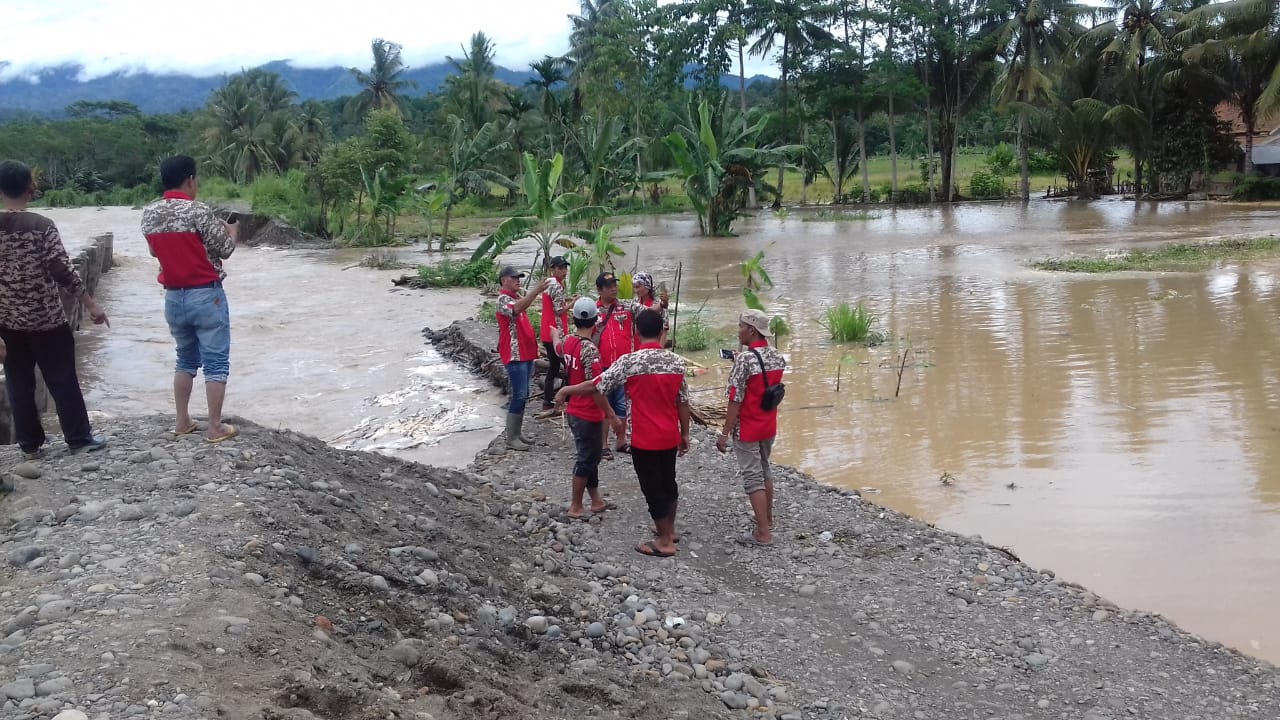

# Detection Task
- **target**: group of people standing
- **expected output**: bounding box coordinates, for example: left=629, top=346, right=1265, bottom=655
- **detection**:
left=0, top=154, right=241, bottom=463
left=494, top=260, right=787, bottom=556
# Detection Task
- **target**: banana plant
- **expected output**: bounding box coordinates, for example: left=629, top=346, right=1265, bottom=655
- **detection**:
left=413, top=189, right=448, bottom=251
left=741, top=244, right=775, bottom=310
left=470, top=152, right=611, bottom=265
left=663, top=98, right=802, bottom=236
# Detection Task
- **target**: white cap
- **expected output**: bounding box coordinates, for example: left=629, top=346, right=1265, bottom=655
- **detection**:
left=572, top=296, right=598, bottom=320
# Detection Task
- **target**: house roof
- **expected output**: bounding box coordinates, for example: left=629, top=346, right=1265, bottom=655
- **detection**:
left=1215, top=102, right=1280, bottom=137
left=1254, top=143, right=1280, bottom=166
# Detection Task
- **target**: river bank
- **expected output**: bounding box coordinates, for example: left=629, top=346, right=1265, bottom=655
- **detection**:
left=3, top=402, right=1276, bottom=719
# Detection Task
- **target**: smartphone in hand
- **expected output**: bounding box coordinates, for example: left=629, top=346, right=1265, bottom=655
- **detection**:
left=719, top=349, right=736, bottom=360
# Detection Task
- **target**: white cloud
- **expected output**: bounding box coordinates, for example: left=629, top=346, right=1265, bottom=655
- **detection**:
left=0, top=0, right=779, bottom=83
left=0, top=0, right=582, bottom=81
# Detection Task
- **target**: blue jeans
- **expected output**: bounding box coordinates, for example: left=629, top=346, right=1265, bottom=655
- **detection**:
left=506, top=360, right=533, bottom=414
left=165, top=286, right=231, bottom=383
left=607, top=385, right=628, bottom=418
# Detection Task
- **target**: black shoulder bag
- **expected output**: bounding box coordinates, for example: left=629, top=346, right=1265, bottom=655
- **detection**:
left=749, top=348, right=785, bottom=411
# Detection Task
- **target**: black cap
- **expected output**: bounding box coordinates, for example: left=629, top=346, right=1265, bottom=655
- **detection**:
left=498, top=266, right=525, bottom=280
left=596, top=271, right=618, bottom=288
left=548, top=255, right=570, bottom=268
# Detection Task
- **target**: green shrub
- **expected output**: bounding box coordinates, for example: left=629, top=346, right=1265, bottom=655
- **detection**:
left=415, top=258, right=497, bottom=288
left=250, top=171, right=323, bottom=235
left=969, top=170, right=1009, bottom=199
left=893, top=183, right=932, bottom=204
left=1027, top=150, right=1061, bottom=174
left=673, top=311, right=713, bottom=351
left=820, top=302, right=884, bottom=344
left=199, top=176, right=243, bottom=201
left=769, top=315, right=790, bottom=337
left=359, top=249, right=405, bottom=270
left=985, top=143, right=1016, bottom=177
left=476, top=300, right=498, bottom=325
left=1232, top=176, right=1280, bottom=201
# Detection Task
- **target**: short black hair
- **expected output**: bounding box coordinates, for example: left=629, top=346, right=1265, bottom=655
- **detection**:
left=573, top=316, right=596, bottom=330
left=635, top=308, right=663, bottom=340
left=159, top=155, right=198, bottom=190
left=0, top=160, right=33, bottom=199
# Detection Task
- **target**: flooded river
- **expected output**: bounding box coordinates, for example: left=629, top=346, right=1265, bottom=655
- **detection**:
left=45, top=207, right=503, bottom=469
left=42, top=200, right=1280, bottom=665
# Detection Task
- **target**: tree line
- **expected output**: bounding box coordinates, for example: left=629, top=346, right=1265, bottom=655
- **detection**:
left=0, top=0, right=1276, bottom=240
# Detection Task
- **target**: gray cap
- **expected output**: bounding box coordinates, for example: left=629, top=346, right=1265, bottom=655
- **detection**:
left=498, top=266, right=525, bottom=280
left=572, top=296, right=599, bottom=320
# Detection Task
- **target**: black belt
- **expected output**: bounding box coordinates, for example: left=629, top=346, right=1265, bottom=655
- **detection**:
left=166, top=281, right=222, bottom=290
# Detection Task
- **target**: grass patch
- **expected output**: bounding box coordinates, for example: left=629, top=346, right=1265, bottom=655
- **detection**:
left=1032, top=237, right=1280, bottom=273
left=359, top=249, right=405, bottom=270
left=802, top=209, right=881, bottom=222
left=415, top=258, right=497, bottom=288
left=673, top=304, right=715, bottom=352
left=475, top=300, right=498, bottom=325
left=820, top=302, right=885, bottom=344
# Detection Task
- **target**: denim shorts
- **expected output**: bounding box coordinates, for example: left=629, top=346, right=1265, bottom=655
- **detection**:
left=606, top=385, right=628, bottom=418
left=165, top=286, right=231, bottom=383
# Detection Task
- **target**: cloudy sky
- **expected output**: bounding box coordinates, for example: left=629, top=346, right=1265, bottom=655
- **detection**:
left=0, top=0, right=777, bottom=82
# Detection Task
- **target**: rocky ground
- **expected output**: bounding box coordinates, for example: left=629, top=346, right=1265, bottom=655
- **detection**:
left=2, top=325, right=1279, bottom=720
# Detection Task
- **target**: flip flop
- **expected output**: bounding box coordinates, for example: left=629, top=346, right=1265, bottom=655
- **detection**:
left=634, top=541, right=676, bottom=558
left=206, top=424, right=240, bottom=444
left=175, top=422, right=199, bottom=436
left=615, top=443, right=631, bottom=454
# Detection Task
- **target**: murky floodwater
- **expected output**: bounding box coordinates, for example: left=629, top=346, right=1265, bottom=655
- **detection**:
left=40, top=200, right=1280, bottom=665
left=600, top=199, right=1280, bottom=665
left=44, top=207, right=503, bottom=468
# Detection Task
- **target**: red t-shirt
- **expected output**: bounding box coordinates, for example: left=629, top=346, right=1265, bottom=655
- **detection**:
left=727, top=340, right=786, bottom=442
left=595, top=300, right=633, bottom=368
left=496, top=290, right=538, bottom=364
left=595, top=343, right=689, bottom=450
left=539, top=277, right=569, bottom=342
left=559, top=334, right=604, bottom=422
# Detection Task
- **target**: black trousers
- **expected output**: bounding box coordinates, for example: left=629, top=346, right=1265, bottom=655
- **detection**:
left=631, top=447, right=679, bottom=521
left=542, top=341, right=563, bottom=405
left=1, top=324, right=93, bottom=452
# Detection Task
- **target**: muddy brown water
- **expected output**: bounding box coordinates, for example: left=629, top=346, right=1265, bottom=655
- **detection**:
left=45, top=207, right=504, bottom=469
left=597, top=200, right=1280, bottom=665
left=40, top=200, right=1280, bottom=665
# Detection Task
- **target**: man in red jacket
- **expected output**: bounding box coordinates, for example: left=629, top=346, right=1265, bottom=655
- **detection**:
left=496, top=265, right=551, bottom=450
left=716, top=309, right=786, bottom=546
left=140, top=156, right=239, bottom=443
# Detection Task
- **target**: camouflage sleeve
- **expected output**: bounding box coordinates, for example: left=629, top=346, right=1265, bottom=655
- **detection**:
left=581, top=342, right=602, bottom=381
left=496, top=294, right=516, bottom=319
left=550, top=280, right=567, bottom=314
left=42, top=223, right=86, bottom=297
left=593, top=354, right=628, bottom=395
left=678, top=375, right=690, bottom=405
left=726, top=354, right=750, bottom=402
left=196, top=203, right=235, bottom=260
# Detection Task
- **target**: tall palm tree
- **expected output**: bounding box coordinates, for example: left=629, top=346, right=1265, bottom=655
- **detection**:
left=526, top=56, right=569, bottom=121
left=743, top=0, right=834, bottom=206
left=446, top=32, right=503, bottom=131
left=993, top=0, right=1091, bottom=200
left=348, top=39, right=415, bottom=117
left=1180, top=0, right=1280, bottom=173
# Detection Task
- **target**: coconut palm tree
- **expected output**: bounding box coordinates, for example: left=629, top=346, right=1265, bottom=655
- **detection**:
left=1179, top=0, right=1280, bottom=173
left=742, top=0, right=834, bottom=206
left=438, top=115, right=516, bottom=241
left=446, top=32, right=503, bottom=131
left=348, top=39, right=415, bottom=117
left=993, top=0, right=1092, bottom=200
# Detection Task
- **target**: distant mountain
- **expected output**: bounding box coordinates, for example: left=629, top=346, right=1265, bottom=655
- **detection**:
left=0, top=61, right=776, bottom=117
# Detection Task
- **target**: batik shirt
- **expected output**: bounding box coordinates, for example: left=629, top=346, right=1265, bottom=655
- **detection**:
left=140, top=191, right=234, bottom=288
left=0, top=210, right=86, bottom=331
left=496, top=290, right=538, bottom=364
left=595, top=343, right=690, bottom=451
left=726, top=341, right=786, bottom=442
left=540, top=276, right=569, bottom=342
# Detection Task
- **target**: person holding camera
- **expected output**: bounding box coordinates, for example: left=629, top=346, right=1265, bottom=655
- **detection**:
left=140, top=155, right=239, bottom=443
left=552, top=296, right=624, bottom=518
left=716, top=309, right=786, bottom=546
left=0, top=159, right=110, bottom=460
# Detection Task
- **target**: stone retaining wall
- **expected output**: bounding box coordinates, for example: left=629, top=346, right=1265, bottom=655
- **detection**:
left=0, top=232, right=114, bottom=444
